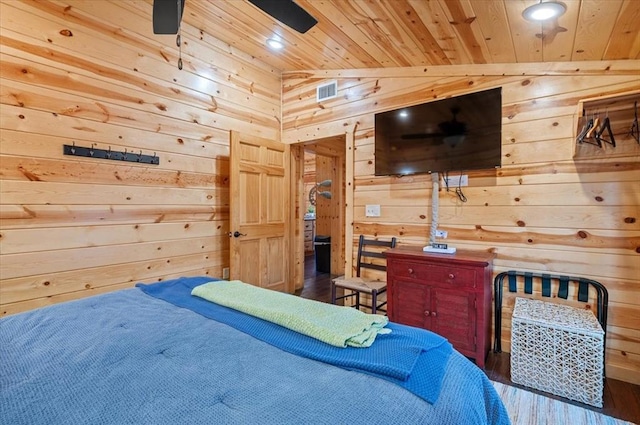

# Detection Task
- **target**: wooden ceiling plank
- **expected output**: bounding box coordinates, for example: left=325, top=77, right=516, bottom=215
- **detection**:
left=539, top=1, right=579, bottom=62
left=296, top=0, right=387, bottom=68
left=409, top=0, right=471, bottom=64
left=352, top=0, right=428, bottom=66
left=192, top=0, right=311, bottom=71
left=604, top=0, right=640, bottom=60
left=467, top=0, right=517, bottom=63
left=215, top=0, right=361, bottom=70
left=15, top=0, right=639, bottom=74
left=572, top=0, right=623, bottom=61
left=504, top=0, right=543, bottom=63
left=384, top=0, right=451, bottom=66
left=335, top=0, right=416, bottom=67
left=437, top=0, right=491, bottom=64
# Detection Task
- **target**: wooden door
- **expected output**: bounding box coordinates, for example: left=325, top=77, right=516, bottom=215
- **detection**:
left=229, top=131, right=290, bottom=292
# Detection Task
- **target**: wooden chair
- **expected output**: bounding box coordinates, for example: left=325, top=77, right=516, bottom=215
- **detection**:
left=331, top=235, right=397, bottom=314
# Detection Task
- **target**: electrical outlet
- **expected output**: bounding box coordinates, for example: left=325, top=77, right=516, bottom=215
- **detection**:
left=435, top=229, right=448, bottom=238
left=222, top=267, right=230, bottom=279
left=365, top=205, right=381, bottom=217
left=443, top=174, right=468, bottom=187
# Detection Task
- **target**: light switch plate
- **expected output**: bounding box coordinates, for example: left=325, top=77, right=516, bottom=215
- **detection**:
left=365, top=204, right=381, bottom=217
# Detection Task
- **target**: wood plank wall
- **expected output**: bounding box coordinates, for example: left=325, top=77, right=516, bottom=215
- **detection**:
left=282, top=61, right=640, bottom=384
left=0, top=0, right=280, bottom=315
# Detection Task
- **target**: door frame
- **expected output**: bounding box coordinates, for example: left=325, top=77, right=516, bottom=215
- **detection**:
left=290, top=134, right=347, bottom=291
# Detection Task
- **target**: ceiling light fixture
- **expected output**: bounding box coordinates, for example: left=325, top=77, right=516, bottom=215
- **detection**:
left=266, top=38, right=284, bottom=50
left=522, top=1, right=566, bottom=21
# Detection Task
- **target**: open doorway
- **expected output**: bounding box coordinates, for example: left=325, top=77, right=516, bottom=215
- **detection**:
left=291, top=135, right=346, bottom=294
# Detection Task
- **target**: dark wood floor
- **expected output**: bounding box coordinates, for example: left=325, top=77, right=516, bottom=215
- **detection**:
left=297, top=255, right=640, bottom=424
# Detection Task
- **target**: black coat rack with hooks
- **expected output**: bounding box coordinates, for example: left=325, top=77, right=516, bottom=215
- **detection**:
left=63, top=142, right=160, bottom=165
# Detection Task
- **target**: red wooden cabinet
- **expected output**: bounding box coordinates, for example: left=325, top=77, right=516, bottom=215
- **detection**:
left=385, top=247, right=494, bottom=368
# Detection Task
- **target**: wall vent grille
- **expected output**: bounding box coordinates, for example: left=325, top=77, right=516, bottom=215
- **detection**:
left=316, top=81, right=338, bottom=102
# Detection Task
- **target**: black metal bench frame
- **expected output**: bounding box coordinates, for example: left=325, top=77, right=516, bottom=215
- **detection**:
left=493, top=270, right=609, bottom=359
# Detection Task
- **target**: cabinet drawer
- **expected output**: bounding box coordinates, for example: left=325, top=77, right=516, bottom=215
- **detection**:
left=304, top=230, right=313, bottom=241
left=432, top=266, right=476, bottom=287
left=390, top=262, right=476, bottom=287
left=304, top=221, right=314, bottom=231
left=304, top=241, right=314, bottom=252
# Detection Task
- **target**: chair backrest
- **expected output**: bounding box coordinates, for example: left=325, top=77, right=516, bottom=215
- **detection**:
left=355, top=235, right=397, bottom=277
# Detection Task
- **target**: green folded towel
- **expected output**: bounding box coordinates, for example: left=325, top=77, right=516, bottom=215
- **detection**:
left=191, top=280, right=390, bottom=348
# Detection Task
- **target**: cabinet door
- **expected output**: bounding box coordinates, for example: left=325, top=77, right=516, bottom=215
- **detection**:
left=431, top=288, right=476, bottom=354
left=389, top=279, right=431, bottom=329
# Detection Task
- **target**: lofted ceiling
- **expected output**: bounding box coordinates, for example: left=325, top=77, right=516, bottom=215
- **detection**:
left=178, top=0, right=640, bottom=72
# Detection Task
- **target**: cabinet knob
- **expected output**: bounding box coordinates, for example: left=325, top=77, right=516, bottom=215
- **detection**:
left=431, top=311, right=437, bottom=317
left=408, top=268, right=414, bottom=274
left=448, top=273, right=455, bottom=279
left=424, top=310, right=430, bottom=316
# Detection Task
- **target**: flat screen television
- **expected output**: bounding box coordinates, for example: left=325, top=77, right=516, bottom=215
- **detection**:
left=374, top=87, right=502, bottom=176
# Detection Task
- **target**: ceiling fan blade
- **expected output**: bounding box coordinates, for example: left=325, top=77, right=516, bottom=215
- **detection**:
left=153, top=0, right=185, bottom=34
left=248, top=0, right=318, bottom=34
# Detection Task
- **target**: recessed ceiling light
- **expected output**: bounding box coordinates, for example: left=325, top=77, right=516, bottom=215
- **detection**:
left=266, top=38, right=284, bottom=50
left=522, top=1, right=566, bottom=21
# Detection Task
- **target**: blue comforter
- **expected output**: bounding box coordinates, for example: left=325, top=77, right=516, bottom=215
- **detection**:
left=138, top=277, right=451, bottom=403
left=0, top=277, right=510, bottom=425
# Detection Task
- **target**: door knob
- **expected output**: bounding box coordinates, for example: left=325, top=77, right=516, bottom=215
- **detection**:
left=229, top=231, right=246, bottom=238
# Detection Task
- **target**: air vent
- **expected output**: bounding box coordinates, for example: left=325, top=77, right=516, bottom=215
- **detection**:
left=316, top=81, right=338, bottom=102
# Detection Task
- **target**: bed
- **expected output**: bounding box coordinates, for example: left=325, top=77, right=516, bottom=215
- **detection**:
left=0, top=276, right=510, bottom=424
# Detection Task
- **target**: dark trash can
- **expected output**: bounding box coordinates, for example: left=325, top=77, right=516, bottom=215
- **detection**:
left=314, top=235, right=331, bottom=273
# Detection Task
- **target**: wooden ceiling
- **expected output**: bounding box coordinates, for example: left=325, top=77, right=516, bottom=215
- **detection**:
left=179, top=0, right=640, bottom=72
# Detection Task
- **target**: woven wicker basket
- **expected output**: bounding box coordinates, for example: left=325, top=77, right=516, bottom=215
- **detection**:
left=510, top=297, right=604, bottom=408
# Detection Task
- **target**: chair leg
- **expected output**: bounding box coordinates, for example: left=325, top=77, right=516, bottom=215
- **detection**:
left=371, top=290, right=377, bottom=315
left=355, top=291, right=360, bottom=310
left=331, top=282, right=337, bottom=305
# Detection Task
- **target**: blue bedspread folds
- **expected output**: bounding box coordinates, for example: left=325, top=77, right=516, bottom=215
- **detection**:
left=1, top=276, right=511, bottom=424
left=137, top=277, right=453, bottom=404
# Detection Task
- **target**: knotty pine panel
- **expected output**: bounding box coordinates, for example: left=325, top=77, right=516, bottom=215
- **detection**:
left=0, top=0, right=279, bottom=315
left=1, top=235, right=226, bottom=280
left=2, top=1, right=280, bottom=116
left=0, top=263, right=224, bottom=317
left=0, top=155, right=226, bottom=190
left=282, top=62, right=640, bottom=383
left=0, top=205, right=228, bottom=230
left=1, top=250, right=228, bottom=306
left=1, top=220, right=229, bottom=255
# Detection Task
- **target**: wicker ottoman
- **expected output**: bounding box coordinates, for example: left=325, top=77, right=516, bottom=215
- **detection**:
left=510, top=297, right=605, bottom=407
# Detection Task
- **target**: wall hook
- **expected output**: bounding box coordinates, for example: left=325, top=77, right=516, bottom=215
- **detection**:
left=63, top=143, right=159, bottom=165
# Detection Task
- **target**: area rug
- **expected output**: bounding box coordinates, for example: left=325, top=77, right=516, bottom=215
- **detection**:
left=492, top=381, right=636, bottom=425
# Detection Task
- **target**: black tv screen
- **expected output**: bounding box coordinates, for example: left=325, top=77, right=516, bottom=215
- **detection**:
left=374, top=87, right=502, bottom=175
